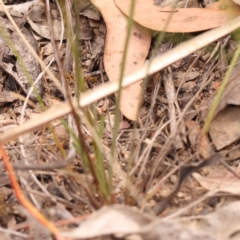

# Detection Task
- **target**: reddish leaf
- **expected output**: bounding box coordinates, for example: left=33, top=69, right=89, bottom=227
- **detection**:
left=91, top=0, right=151, bottom=120
left=114, top=0, right=240, bottom=33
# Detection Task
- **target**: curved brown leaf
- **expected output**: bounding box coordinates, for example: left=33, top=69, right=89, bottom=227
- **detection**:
left=114, top=0, right=240, bottom=33
left=91, top=0, right=151, bottom=121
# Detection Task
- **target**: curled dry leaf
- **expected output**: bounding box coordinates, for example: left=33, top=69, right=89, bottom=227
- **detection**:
left=114, top=0, right=240, bottom=33
left=91, top=0, right=151, bottom=121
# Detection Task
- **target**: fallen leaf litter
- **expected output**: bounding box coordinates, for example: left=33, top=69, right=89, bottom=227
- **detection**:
left=0, top=0, right=240, bottom=239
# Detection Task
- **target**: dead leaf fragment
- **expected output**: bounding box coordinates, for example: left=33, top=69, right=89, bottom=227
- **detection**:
left=174, top=71, right=199, bottom=87
left=208, top=57, right=240, bottom=150
left=193, top=164, right=240, bottom=195
left=63, top=201, right=240, bottom=240
left=11, top=27, right=43, bottom=100
left=27, top=17, right=65, bottom=40
left=114, top=0, right=240, bottom=33
left=80, top=9, right=100, bottom=20
left=0, top=0, right=41, bottom=17
left=209, top=106, right=240, bottom=150
left=0, top=17, right=43, bottom=100
left=63, top=205, right=154, bottom=239
left=91, top=0, right=151, bottom=120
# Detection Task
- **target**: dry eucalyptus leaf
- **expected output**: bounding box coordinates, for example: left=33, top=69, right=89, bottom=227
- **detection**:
left=0, top=91, right=18, bottom=106
left=192, top=163, right=240, bottom=196
left=163, top=201, right=240, bottom=240
left=91, top=0, right=151, bottom=121
left=11, top=27, right=43, bottom=100
left=27, top=17, right=65, bottom=40
left=208, top=55, right=240, bottom=150
left=0, top=17, right=43, bottom=100
left=90, top=35, right=104, bottom=59
left=17, top=1, right=66, bottom=40
left=114, top=0, right=240, bottom=33
left=27, top=5, right=94, bottom=41
left=80, top=9, right=100, bottom=20
left=27, top=4, right=45, bottom=22
left=62, top=205, right=154, bottom=239
left=209, top=106, right=240, bottom=150
left=63, top=202, right=240, bottom=240
left=0, top=0, right=40, bottom=17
